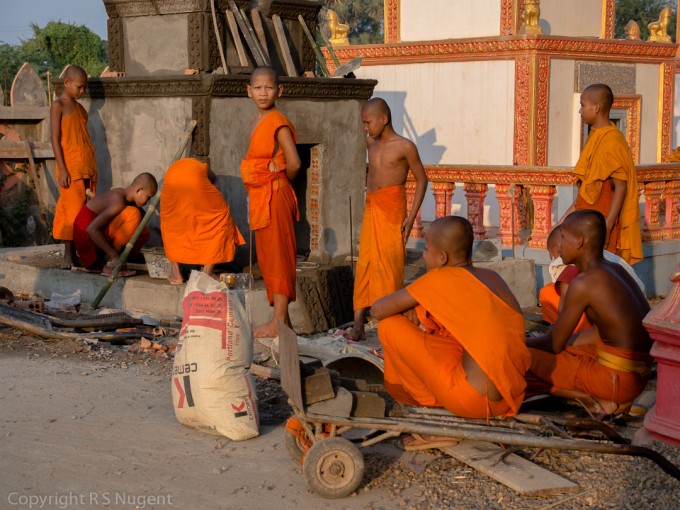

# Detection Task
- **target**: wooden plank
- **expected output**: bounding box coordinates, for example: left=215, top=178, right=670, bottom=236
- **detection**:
left=278, top=320, right=304, bottom=411
left=228, top=0, right=267, bottom=66
left=0, top=106, right=50, bottom=121
left=297, top=15, right=331, bottom=77
left=250, top=8, right=269, bottom=58
left=272, top=15, right=298, bottom=77
left=0, top=141, right=54, bottom=159
left=225, top=10, right=250, bottom=67
left=240, top=8, right=269, bottom=65
left=442, top=440, right=579, bottom=496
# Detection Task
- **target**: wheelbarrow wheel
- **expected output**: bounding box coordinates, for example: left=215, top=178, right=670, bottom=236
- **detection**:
left=303, top=437, right=364, bottom=499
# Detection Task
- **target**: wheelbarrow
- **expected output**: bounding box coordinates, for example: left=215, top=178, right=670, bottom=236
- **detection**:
left=277, top=323, right=680, bottom=499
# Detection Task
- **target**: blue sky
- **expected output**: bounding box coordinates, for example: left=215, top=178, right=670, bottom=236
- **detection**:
left=0, top=1, right=109, bottom=45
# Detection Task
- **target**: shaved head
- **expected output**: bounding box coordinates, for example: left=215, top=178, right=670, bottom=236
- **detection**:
left=547, top=225, right=561, bottom=251
left=562, top=209, right=606, bottom=251
left=583, top=83, right=614, bottom=112
left=251, top=65, right=279, bottom=85
left=362, top=97, right=392, bottom=124
left=65, top=65, right=87, bottom=81
left=428, top=216, right=474, bottom=261
left=132, top=172, right=158, bottom=195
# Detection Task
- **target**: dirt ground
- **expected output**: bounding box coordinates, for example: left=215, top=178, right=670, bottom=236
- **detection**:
left=2, top=326, right=680, bottom=510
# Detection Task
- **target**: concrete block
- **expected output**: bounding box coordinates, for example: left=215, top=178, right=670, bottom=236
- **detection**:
left=351, top=391, right=386, bottom=418
left=307, top=386, right=353, bottom=417
left=477, top=258, right=537, bottom=308
left=303, top=367, right=335, bottom=405
left=472, top=238, right=502, bottom=262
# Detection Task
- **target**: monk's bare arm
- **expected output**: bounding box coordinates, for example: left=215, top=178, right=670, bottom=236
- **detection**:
left=50, top=100, right=70, bottom=188
left=370, top=288, right=418, bottom=320
left=606, top=177, right=627, bottom=242
left=402, top=142, right=427, bottom=242
left=277, top=126, right=301, bottom=181
left=86, top=201, right=125, bottom=261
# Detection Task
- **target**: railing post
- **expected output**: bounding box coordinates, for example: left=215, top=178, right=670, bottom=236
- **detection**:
left=463, top=182, right=488, bottom=239
left=495, top=183, right=522, bottom=246
left=432, top=182, right=454, bottom=218
left=527, top=184, right=556, bottom=248
left=405, top=180, right=424, bottom=238
left=643, top=181, right=666, bottom=241
left=664, top=180, right=680, bottom=239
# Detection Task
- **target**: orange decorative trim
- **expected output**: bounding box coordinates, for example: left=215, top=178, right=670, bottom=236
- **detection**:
left=535, top=55, right=550, bottom=166
left=500, top=0, right=516, bottom=36
left=601, top=0, right=615, bottom=39
left=659, top=62, right=674, bottom=162
left=384, top=0, right=400, bottom=44
left=514, top=55, right=532, bottom=166
left=325, top=37, right=677, bottom=67
left=612, top=95, right=641, bottom=164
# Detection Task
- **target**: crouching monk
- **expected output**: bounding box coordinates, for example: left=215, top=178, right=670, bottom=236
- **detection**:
left=372, top=217, right=530, bottom=448
left=527, top=209, right=652, bottom=414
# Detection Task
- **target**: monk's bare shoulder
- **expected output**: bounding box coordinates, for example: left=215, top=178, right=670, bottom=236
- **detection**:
left=470, top=267, right=522, bottom=314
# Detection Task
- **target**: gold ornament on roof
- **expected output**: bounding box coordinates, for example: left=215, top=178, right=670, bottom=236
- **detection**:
left=647, top=7, right=673, bottom=43
left=326, top=9, right=350, bottom=46
left=624, top=20, right=641, bottom=41
left=519, top=0, right=542, bottom=36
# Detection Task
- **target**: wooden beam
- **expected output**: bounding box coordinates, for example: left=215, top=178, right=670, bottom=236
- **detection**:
left=0, top=141, right=54, bottom=159
left=228, top=0, right=267, bottom=66
left=225, top=10, right=250, bottom=67
left=272, top=15, right=298, bottom=77
left=0, top=106, right=50, bottom=121
left=250, top=8, right=269, bottom=59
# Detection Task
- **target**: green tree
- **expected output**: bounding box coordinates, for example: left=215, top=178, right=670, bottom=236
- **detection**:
left=615, top=0, right=676, bottom=42
left=318, top=0, right=384, bottom=45
left=0, top=43, right=24, bottom=105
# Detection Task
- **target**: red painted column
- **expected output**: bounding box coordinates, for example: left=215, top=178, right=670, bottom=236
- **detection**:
left=495, top=183, right=522, bottom=246
left=527, top=185, right=556, bottom=248
left=643, top=182, right=665, bottom=241
left=432, top=182, right=454, bottom=219
left=405, top=180, right=424, bottom=239
left=463, top=183, right=488, bottom=239
left=664, top=180, right=680, bottom=240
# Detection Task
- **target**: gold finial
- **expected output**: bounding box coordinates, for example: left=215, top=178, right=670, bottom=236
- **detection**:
left=624, top=20, right=641, bottom=41
left=326, top=9, right=350, bottom=46
left=519, top=0, right=542, bottom=36
left=647, top=7, right=673, bottom=43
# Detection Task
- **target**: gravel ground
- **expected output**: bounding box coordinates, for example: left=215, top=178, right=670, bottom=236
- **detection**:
left=1, top=325, right=679, bottom=509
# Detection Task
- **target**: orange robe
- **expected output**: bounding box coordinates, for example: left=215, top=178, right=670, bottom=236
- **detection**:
left=529, top=338, right=652, bottom=405
left=573, top=123, right=642, bottom=264
left=353, top=185, right=406, bottom=310
left=160, top=158, right=244, bottom=265
left=539, top=265, right=591, bottom=332
left=52, top=103, right=97, bottom=241
left=73, top=204, right=149, bottom=269
left=240, top=110, right=298, bottom=304
left=378, top=268, right=531, bottom=418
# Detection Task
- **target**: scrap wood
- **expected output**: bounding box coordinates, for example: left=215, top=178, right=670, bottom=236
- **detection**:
left=297, top=15, right=331, bottom=77
left=228, top=0, right=268, bottom=66
left=250, top=363, right=281, bottom=380
left=271, top=15, right=298, bottom=77
left=226, top=10, right=250, bottom=67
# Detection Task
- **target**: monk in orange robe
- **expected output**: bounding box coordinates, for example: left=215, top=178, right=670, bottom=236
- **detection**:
left=373, top=217, right=530, bottom=449
left=351, top=98, right=427, bottom=341
left=50, top=65, right=97, bottom=269
left=160, top=158, right=244, bottom=284
left=240, top=67, right=301, bottom=338
left=559, top=83, right=642, bottom=264
left=527, top=210, right=652, bottom=414
left=73, top=173, right=157, bottom=275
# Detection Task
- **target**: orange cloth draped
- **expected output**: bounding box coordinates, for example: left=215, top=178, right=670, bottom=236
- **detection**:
left=353, top=185, right=406, bottom=310
left=52, top=103, right=97, bottom=241
left=240, top=110, right=298, bottom=304
left=528, top=337, right=652, bottom=405
left=160, top=158, right=244, bottom=265
left=378, top=268, right=530, bottom=418
left=539, top=282, right=591, bottom=333
left=73, top=205, right=149, bottom=268
left=573, top=123, right=642, bottom=264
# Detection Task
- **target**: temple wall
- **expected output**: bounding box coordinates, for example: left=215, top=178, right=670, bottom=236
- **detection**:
left=123, top=15, right=189, bottom=75
left=539, top=0, right=602, bottom=38
left=547, top=59, right=577, bottom=166
left=399, top=0, right=502, bottom=40
left=636, top=63, right=661, bottom=163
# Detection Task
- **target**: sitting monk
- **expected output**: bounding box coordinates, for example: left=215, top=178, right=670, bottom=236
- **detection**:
left=372, top=216, right=530, bottom=449
left=527, top=210, right=652, bottom=414
left=73, top=173, right=158, bottom=276
left=160, top=158, right=244, bottom=284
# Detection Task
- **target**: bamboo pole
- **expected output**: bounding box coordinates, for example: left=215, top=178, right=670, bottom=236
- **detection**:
left=297, top=15, right=331, bottom=77
left=91, top=120, right=197, bottom=308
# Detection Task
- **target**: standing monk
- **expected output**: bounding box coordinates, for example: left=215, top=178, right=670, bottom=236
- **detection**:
left=50, top=65, right=97, bottom=269
left=160, top=158, right=244, bottom=284
left=240, top=66, right=301, bottom=338
left=527, top=210, right=652, bottom=414
left=372, top=217, right=530, bottom=448
left=559, top=83, right=642, bottom=264
left=351, top=98, right=427, bottom=341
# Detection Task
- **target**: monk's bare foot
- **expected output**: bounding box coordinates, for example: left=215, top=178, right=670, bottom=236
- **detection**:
left=61, top=255, right=74, bottom=270
left=401, top=433, right=460, bottom=451
left=167, top=277, right=184, bottom=285
left=254, top=320, right=279, bottom=339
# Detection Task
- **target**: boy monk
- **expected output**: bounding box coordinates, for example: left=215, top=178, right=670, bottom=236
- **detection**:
left=73, top=173, right=157, bottom=276
left=527, top=210, right=652, bottom=414
left=351, top=97, right=427, bottom=341
left=50, top=65, right=97, bottom=269
left=160, top=158, right=244, bottom=284
left=372, top=216, right=530, bottom=448
left=559, top=83, right=642, bottom=264
left=240, top=66, right=301, bottom=338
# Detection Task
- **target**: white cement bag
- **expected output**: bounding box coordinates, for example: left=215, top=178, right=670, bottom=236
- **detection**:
left=172, top=271, right=259, bottom=440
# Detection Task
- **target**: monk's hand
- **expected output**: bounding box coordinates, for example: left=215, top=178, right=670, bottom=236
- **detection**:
left=58, top=171, right=71, bottom=189
left=401, top=217, right=415, bottom=244
left=402, top=308, right=420, bottom=326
